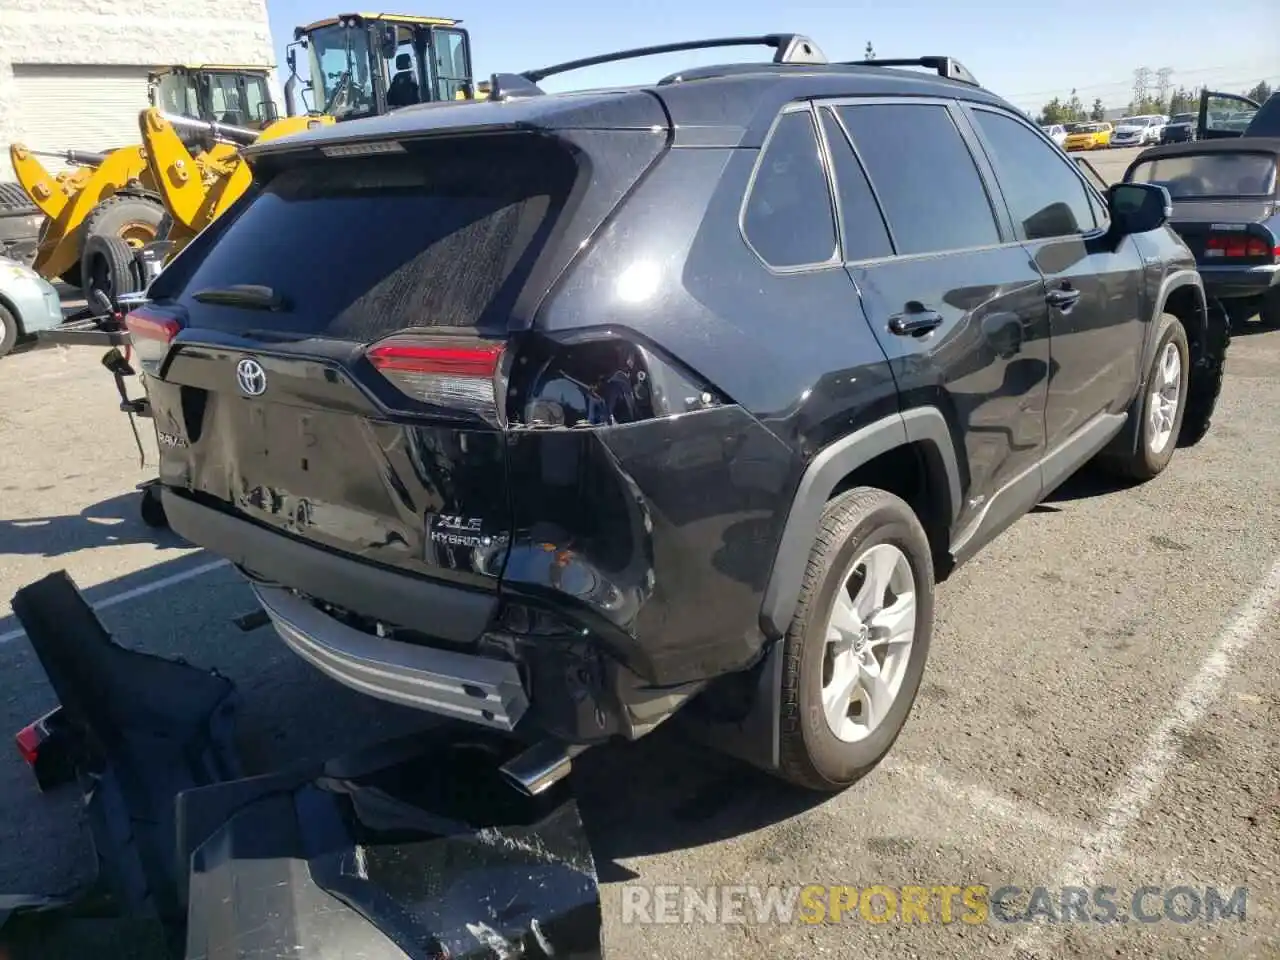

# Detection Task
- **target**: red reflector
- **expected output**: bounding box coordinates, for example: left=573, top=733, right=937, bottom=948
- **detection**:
left=368, top=339, right=504, bottom=377
left=14, top=724, right=41, bottom=766
left=125, top=310, right=181, bottom=343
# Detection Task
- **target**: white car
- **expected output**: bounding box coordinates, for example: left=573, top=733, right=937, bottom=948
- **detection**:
left=1040, top=123, right=1068, bottom=147
left=1111, top=115, right=1167, bottom=148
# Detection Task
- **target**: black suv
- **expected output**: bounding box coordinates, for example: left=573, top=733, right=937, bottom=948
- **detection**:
left=128, top=35, right=1228, bottom=795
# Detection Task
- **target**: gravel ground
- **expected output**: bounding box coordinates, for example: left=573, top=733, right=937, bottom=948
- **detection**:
left=0, top=180, right=1276, bottom=957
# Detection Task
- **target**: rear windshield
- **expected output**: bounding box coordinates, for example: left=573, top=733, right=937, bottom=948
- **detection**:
left=154, top=135, right=579, bottom=339
left=1128, top=152, right=1277, bottom=198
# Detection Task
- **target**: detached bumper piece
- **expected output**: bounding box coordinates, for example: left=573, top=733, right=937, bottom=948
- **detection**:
left=1, top=570, right=603, bottom=960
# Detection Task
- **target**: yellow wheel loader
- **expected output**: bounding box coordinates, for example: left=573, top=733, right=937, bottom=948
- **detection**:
left=7, top=65, right=285, bottom=290
left=134, top=14, right=478, bottom=273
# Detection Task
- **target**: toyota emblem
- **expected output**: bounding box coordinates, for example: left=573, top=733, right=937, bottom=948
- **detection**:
left=236, top=358, right=267, bottom=397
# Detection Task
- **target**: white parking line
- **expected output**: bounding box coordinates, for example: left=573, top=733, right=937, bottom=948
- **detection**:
left=0, top=558, right=231, bottom=646
left=880, top=760, right=1083, bottom=845
left=1006, top=554, right=1280, bottom=957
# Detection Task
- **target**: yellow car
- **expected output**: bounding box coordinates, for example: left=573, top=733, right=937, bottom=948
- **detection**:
left=1063, top=122, right=1113, bottom=151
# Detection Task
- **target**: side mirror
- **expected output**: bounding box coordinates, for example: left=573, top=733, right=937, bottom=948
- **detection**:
left=1106, top=182, right=1171, bottom=236
left=286, top=48, right=297, bottom=74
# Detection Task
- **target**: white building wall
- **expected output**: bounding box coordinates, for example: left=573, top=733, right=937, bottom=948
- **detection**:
left=0, top=0, right=276, bottom=180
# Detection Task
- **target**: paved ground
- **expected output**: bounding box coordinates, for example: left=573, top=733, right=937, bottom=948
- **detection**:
left=1, top=164, right=1277, bottom=957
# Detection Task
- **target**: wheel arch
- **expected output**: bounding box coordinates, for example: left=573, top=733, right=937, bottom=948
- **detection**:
left=1145, top=270, right=1209, bottom=379
left=758, top=407, right=962, bottom=641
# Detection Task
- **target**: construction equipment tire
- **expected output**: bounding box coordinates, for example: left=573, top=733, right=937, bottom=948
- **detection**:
left=81, top=233, right=142, bottom=306
left=81, top=193, right=164, bottom=256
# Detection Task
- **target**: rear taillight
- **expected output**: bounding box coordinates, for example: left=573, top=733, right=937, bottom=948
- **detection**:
left=1204, top=233, right=1278, bottom=261
left=124, top=307, right=182, bottom=374
left=367, top=335, right=508, bottom=426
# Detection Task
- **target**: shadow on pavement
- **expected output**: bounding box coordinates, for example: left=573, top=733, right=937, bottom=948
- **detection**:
left=0, top=492, right=183, bottom=559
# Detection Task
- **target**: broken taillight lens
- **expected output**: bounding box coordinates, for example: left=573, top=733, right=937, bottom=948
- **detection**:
left=124, top=307, right=182, bottom=374
left=367, top=335, right=508, bottom=426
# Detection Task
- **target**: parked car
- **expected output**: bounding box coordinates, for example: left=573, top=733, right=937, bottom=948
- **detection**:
left=1111, top=115, right=1167, bottom=148
left=1161, top=113, right=1198, bottom=144
left=1064, top=121, right=1112, bottom=150
left=1040, top=123, right=1068, bottom=147
left=0, top=255, right=64, bottom=358
left=129, top=36, right=1227, bottom=794
left=1126, top=140, right=1280, bottom=326
left=1195, top=89, right=1280, bottom=140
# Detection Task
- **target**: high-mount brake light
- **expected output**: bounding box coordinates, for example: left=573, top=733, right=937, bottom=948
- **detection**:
left=367, top=335, right=507, bottom=426
left=124, top=308, right=182, bottom=373
left=320, top=140, right=405, bottom=158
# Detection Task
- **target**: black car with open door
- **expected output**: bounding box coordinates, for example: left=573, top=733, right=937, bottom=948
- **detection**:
left=1123, top=134, right=1280, bottom=326
left=1196, top=88, right=1280, bottom=140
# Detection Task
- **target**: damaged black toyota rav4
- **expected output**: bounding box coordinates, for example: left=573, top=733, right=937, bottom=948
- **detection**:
left=130, top=35, right=1228, bottom=794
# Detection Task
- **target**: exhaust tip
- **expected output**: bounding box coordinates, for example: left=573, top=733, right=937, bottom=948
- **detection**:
left=498, top=740, right=589, bottom=797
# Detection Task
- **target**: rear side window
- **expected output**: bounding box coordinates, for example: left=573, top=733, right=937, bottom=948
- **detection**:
left=742, top=110, right=838, bottom=268
left=160, top=135, right=578, bottom=340
left=835, top=103, right=1000, bottom=256
left=817, top=108, right=893, bottom=262
left=970, top=108, right=1097, bottom=239
left=1128, top=153, right=1278, bottom=198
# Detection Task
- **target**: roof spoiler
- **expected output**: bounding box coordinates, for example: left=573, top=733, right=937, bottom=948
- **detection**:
left=487, top=33, right=827, bottom=101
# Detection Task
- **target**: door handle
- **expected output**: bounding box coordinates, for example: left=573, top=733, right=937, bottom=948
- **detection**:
left=888, top=310, right=944, bottom=336
left=1046, top=286, right=1081, bottom=310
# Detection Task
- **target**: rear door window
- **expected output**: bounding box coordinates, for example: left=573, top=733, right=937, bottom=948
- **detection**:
left=816, top=107, right=893, bottom=262
left=970, top=107, right=1098, bottom=238
left=742, top=109, right=838, bottom=269
left=156, top=136, right=579, bottom=340
left=834, top=103, right=1001, bottom=256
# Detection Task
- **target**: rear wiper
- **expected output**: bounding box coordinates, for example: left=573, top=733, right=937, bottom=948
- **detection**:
left=192, top=285, right=288, bottom=311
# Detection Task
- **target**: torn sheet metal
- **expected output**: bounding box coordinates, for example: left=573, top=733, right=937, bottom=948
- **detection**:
left=2, top=570, right=603, bottom=960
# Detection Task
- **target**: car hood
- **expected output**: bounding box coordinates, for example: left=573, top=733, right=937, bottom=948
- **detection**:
left=1115, top=126, right=1146, bottom=134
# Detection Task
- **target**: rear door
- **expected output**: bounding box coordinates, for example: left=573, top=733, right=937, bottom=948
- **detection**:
left=1198, top=90, right=1260, bottom=140
left=821, top=98, right=1052, bottom=548
left=962, top=102, right=1147, bottom=453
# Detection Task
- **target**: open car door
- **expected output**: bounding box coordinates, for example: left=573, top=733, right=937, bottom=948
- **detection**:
left=1197, top=89, right=1260, bottom=140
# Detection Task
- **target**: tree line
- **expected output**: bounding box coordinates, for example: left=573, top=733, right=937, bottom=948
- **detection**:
left=1036, top=80, right=1273, bottom=126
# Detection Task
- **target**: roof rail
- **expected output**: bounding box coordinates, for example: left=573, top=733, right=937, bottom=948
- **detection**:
left=521, top=34, right=826, bottom=84
left=843, top=56, right=980, bottom=87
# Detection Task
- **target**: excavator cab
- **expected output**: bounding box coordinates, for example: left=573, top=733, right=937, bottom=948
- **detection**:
left=290, top=13, right=474, bottom=121
left=147, top=66, right=287, bottom=130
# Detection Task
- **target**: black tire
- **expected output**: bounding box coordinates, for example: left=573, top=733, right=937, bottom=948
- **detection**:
left=81, top=233, right=142, bottom=306
left=775, top=487, right=935, bottom=792
left=1100, top=312, right=1190, bottom=480
left=139, top=485, right=168, bottom=529
left=81, top=193, right=164, bottom=248
left=0, top=302, right=18, bottom=358
left=1179, top=302, right=1230, bottom=448
left=1260, top=289, right=1280, bottom=329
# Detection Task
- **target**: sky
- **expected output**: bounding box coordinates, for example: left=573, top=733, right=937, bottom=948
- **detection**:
left=263, top=0, right=1280, bottom=116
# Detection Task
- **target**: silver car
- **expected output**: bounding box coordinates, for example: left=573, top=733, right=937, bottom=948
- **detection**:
left=0, top=256, right=64, bottom=358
